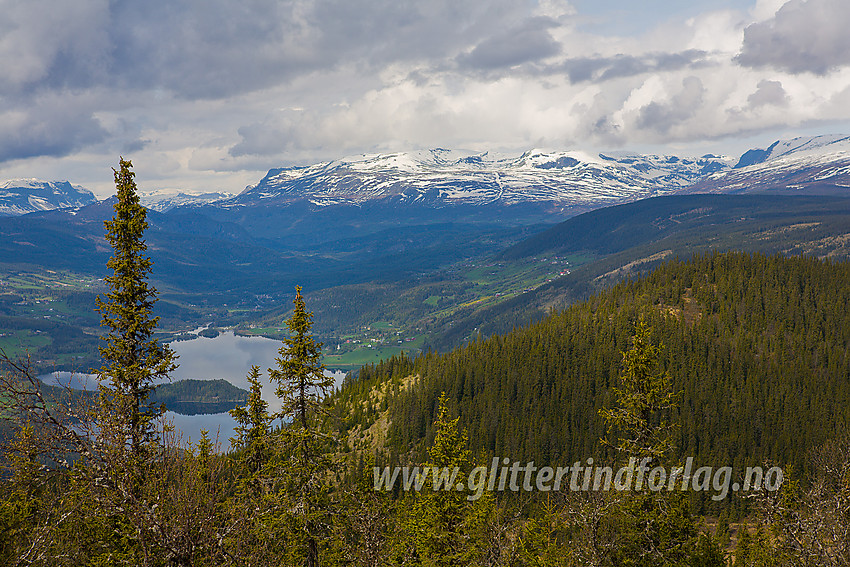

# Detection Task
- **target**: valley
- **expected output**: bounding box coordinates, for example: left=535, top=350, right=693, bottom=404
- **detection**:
left=0, top=251, right=576, bottom=374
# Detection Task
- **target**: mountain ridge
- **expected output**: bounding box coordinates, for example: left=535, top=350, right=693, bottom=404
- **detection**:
left=224, top=135, right=850, bottom=211
left=342, top=251, right=850, bottom=479
left=0, top=179, right=97, bottom=216
left=682, top=134, right=850, bottom=196
left=225, top=147, right=734, bottom=210
left=6, top=134, right=850, bottom=216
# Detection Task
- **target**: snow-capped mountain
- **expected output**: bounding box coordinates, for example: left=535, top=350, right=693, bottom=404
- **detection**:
left=227, top=148, right=734, bottom=209
left=0, top=179, right=97, bottom=216
left=678, top=135, right=850, bottom=195
left=8, top=135, right=850, bottom=221
left=140, top=190, right=235, bottom=212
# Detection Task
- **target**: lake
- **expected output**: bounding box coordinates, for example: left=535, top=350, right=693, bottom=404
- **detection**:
left=40, top=331, right=348, bottom=447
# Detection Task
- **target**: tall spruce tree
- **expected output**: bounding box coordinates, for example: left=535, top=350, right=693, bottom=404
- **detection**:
left=596, top=317, right=705, bottom=566
left=599, top=315, right=678, bottom=460
left=395, top=393, right=495, bottom=566
left=271, top=286, right=332, bottom=433
left=269, top=286, right=335, bottom=567
left=410, top=393, right=473, bottom=565
left=96, top=158, right=176, bottom=461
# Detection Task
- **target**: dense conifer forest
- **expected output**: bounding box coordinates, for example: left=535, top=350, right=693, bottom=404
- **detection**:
left=344, top=252, right=850, bottom=474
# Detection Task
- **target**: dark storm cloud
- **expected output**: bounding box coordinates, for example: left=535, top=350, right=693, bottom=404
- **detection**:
left=737, top=0, right=850, bottom=75
left=558, top=50, right=709, bottom=83
left=0, top=98, right=107, bottom=162
left=458, top=18, right=562, bottom=70
left=2, top=0, right=534, bottom=101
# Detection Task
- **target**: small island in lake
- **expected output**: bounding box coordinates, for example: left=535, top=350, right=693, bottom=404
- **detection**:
left=152, top=379, right=248, bottom=415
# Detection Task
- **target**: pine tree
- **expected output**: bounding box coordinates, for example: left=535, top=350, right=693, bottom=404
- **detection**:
left=96, top=157, right=176, bottom=466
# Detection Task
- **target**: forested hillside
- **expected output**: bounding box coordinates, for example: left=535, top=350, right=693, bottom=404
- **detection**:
left=6, top=247, right=850, bottom=564
left=425, top=194, right=850, bottom=351
left=339, top=251, right=850, bottom=484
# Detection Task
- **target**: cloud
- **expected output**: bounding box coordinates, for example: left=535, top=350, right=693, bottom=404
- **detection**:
left=458, top=18, right=562, bottom=70
left=1, top=0, right=541, bottom=101
left=3, top=0, right=850, bottom=192
left=636, top=76, right=706, bottom=134
left=0, top=93, right=106, bottom=161
left=228, top=73, right=594, bottom=159
left=0, top=0, right=111, bottom=93
left=747, top=79, right=789, bottom=107
left=0, top=0, right=543, bottom=167
left=737, top=0, right=850, bottom=75
left=558, top=50, right=710, bottom=83
left=231, top=116, right=300, bottom=157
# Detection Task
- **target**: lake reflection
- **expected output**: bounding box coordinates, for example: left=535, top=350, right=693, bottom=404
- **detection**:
left=41, top=331, right=347, bottom=451
left=168, top=331, right=347, bottom=414
left=165, top=411, right=239, bottom=448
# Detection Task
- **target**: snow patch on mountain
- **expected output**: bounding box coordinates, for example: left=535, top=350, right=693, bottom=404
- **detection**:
left=734, top=135, right=850, bottom=169
left=231, top=148, right=735, bottom=209
left=0, top=180, right=97, bottom=216
left=682, top=135, right=850, bottom=195
left=140, top=190, right=236, bottom=212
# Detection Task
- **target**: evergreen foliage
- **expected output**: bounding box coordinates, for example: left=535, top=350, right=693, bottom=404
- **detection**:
left=408, top=393, right=472, bottom=564
left=0, top=159, right=238, bottom=566
left=395, top=393, right=497, bottom=566
left=95, top=157, right=176, bottom=459
left=267, top=286, right=337, bottom=567
left=371, top=251, right=850, bottom=489
left=7, top=217, right=850, bottom=565
left=230, top=365, right=271, bottom=475
left=599, top=316, right=679, bottom=460
left=270, top=286, right=333, bottom=431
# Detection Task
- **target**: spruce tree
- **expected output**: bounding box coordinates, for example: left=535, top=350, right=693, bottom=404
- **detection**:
left=270, top=286, right=332, bottom=433
left=597, top=317, right=700, bottom=566
left=399, top=393, right=492, bottom=566
left=599, top=315, right=678, bottom=460
left=80, top=158, right=182, bottom=565
left=269, top=286, right=335, bottom=567
left=229, top=365, right=270, bottom=475
left=414, top=392, right=471, bottom=560
left=95, top=157, right=176, bottom=461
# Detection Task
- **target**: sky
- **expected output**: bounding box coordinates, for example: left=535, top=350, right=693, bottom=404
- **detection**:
left=1, top=0, right=850, bottom=198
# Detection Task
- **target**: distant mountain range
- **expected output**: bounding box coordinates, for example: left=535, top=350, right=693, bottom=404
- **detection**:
left=681, top=134, right=850, bottom=195
left=5, top=135, right=850, bottom=216
left=222, top=134, right=850, bottom=211
left=225, top=148, right=731, bottom=210
left=6, top=136, right=850, bottom=371
left=140, top=190, right=236, bottom=212
left=0, top=179, right=96, bottom=216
